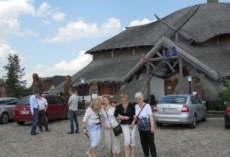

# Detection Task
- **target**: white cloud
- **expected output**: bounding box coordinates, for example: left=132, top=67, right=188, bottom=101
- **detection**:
left=37, top=2, right=65, bottom=22
left=0, top=0, right=35, bottom=38
left=41, top=19, right=51, bottom=25
left=128, top=18, right=152, bottom=27
left=13, top=29, right=38, bottom=37
left=24, top=50, right=92, bottom=87
left=44, top=17, right=122, bottom=43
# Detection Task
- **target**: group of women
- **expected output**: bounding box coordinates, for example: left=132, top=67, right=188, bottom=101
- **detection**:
left=82, top=92, right=157, bottom=157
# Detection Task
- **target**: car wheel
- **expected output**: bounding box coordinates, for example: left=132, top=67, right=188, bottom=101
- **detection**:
left=189, top=114, right=197, bottom=128
left=201, top=111, right=207, bottom=122
left=0, top=112, right=9, bottom=124
left=156, top=122, right=163, bottom=127
left=17, top=121, right=25, bottom=125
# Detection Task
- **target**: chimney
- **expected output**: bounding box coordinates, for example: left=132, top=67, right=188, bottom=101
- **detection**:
left=207, top=0, right=218, bottom=3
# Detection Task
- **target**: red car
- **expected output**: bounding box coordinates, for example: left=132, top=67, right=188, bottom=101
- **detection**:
left=14, top=94, right=69, bottom=125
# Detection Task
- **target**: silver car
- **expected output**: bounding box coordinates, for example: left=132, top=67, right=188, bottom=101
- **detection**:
left=0, top=97, right=19, bottom=124
left=153, top=94, right=207, bottom=128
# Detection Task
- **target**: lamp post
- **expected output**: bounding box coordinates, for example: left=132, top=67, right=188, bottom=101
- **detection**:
left=80, top=78, right=85, bottom=109
left=187, top=75, right=192, bottom=94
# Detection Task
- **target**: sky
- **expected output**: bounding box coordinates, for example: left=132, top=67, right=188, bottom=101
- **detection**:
left=0, top=0, right=229, bottom=87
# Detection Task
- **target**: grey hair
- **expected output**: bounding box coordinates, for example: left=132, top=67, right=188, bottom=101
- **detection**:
left=135, top=92, right=143, bottom=98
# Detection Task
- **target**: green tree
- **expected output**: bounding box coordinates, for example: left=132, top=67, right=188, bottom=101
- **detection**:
left=218, top=79, right=230, bottom=110
left=3, top=54, right=26, bottom=97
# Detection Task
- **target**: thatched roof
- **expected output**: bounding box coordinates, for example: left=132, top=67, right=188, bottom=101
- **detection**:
left=51, top=55, right=142, bottom=94
left=175, top=42, right=230, bottom=78
left=174, top=76, right=225, bottom=101
left=86, top=3, right=230, bottom=54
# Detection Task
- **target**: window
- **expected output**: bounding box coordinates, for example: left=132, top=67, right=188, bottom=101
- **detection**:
left=46, top=97, right=55, bottom=105
left=159, top=96, right=187, bottom=104
left=53, top=96, right=63, bottom=105
left=191, top=96, right=198, bottom=104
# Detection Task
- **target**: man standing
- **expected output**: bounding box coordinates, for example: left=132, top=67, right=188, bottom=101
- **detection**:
left=30, top=88, right=39, bottom=135
left=68, top=88, right=79, bottom=134
left=37, top=93, right=50, bottom=132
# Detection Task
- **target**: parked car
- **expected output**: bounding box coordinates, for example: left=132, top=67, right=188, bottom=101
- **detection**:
left=14, top=94, right=69, bottom=125
left=0, top=97, right=19, bottom=124
left=224, top=102, right=230, bottom=129
left=153, top=94, right=207, bottom=128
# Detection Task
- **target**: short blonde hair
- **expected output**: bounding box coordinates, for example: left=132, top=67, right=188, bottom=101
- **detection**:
left=89, top=98, right=102, bottom=114
left=135, top=92, right=143, bottom=98
left=120, top=93, right=128, bottom=100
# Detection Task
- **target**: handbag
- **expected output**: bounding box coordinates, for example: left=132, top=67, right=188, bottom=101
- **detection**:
left=112, top=124, right=122, bottom=136
left=104, top=108, right=122, bottom=136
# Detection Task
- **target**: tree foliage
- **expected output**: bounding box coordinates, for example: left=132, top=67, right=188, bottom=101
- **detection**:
left=3, top=54, right=26, bottom=97
left=218, top=79, right=230, bottom=110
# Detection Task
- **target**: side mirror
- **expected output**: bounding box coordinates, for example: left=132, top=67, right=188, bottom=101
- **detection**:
left=224, top=101, right=229, bottom=106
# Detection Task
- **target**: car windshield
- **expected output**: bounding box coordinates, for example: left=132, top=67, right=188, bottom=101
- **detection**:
left=159, top=96, right=187, bottom=104
left=17, top=97, right=30, bottom=105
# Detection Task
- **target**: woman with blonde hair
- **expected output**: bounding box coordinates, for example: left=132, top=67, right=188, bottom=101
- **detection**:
left=82, top=98, right=102, bottom=157
left=134, top=92, right=157, bottom=157
left=101, top=95, right=120, bottom=157
left=114, top=93, right=136, bottom=157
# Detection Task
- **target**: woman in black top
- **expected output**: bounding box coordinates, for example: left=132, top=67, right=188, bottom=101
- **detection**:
left=114, top=93, right=136, bottom=157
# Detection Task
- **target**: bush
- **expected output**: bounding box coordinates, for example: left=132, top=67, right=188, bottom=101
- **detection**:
left=218, top=79, right=230, bottom=110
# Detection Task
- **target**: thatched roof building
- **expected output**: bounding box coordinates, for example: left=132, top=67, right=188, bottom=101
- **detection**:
left=52, top=0, right=230, bottom=103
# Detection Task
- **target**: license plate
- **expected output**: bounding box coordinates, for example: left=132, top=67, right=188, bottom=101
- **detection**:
left=163, top=108, right=176, bottom=112
left=20, top=111, right=29, bottom=114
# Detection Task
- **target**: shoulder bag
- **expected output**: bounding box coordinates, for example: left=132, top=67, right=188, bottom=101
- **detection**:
left=104, top=108, right=122, bottom=136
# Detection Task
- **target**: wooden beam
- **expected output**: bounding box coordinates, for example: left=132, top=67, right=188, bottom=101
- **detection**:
left=148, top=56, right=178, bottom=62
left=149, top=62, right=157, bottom=70
left=179, top=57, right=183, bottom=78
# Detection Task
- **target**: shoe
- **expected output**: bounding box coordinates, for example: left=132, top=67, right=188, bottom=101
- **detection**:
left=67, top=132, right=74, bottom=134
left=45, top=130, right=51, bottom=132
left=75, top=130, right=79, bottom=133
left=31, top=132, right=38, bottom=135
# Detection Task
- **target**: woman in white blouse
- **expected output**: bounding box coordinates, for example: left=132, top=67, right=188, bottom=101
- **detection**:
left=82, top=98, right=102, bottom=157
left=101, top=95, right=121, bottom=157
left=135, top=92, right=157, bottom=157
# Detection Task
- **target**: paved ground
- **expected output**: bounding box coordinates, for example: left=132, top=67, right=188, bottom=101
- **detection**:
left=0, top=117, right=230, bottom=157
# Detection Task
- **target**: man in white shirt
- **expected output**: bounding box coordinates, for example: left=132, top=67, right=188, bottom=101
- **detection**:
left=68, top=88, right=79, bottom=134
left=37, top=94, right=50, bottom=132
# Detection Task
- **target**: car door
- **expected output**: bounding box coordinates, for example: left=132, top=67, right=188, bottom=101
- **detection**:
left=46, top=96, right=59, bottom=120
left=52, top=96, right=66, bottom=118
left=190, top=96, right=202, bottom=120
left=6, top=99, right=18, bottom=119
left=194, top=97, right=205, bottom=120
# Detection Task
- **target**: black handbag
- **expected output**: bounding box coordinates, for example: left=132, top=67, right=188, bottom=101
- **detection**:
left=104, top=108, right=122, bottom=136
left=112, top=124, right=122, bottom=136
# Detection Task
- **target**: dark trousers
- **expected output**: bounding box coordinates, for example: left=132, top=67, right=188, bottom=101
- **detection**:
left=139, top=130, right=157, bottom=157
left=38, top=110, right=48, bottom=131
left=31, top=108, right=39, bottom=134
left=69, top=110, right=79, bottom=132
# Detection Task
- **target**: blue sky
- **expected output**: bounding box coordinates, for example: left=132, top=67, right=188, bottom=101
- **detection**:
left=0, top=0, right=229, bottom=87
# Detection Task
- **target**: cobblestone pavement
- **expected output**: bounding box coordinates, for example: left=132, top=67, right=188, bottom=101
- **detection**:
left=0, top=117, right=230, bottom=157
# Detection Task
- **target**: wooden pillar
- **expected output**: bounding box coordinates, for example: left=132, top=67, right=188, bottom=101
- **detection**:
left=179, top=58, right=183, bottom=78
left=111, top=51, right=114, bottom=58
left=147, top=61, right=151, bottom=102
